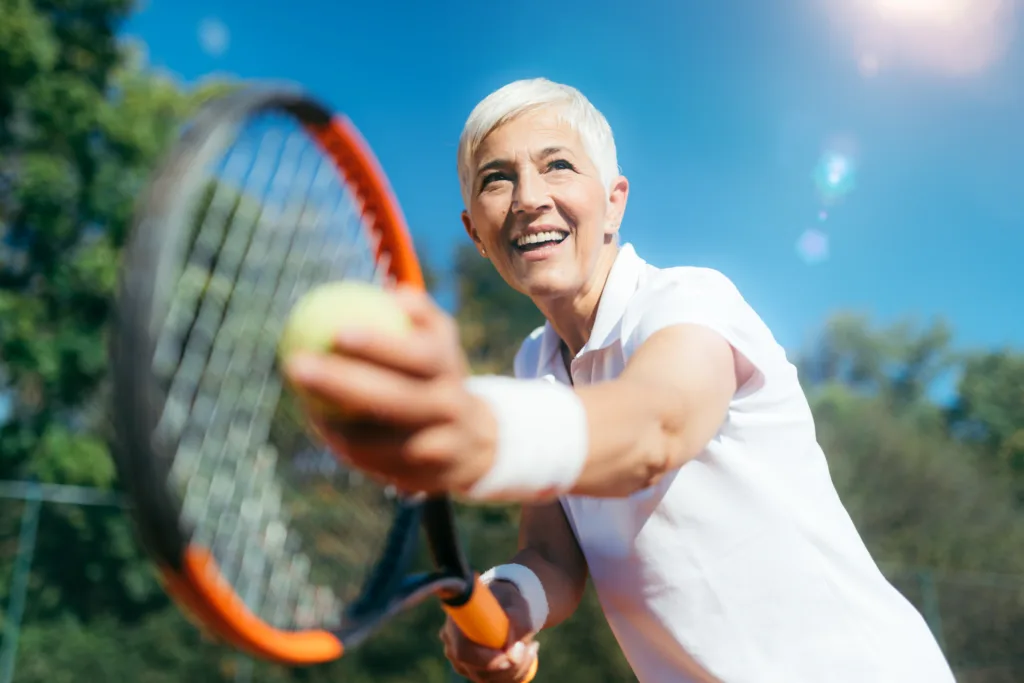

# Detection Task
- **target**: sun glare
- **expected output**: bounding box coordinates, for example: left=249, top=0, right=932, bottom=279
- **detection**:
left=827, top=0, right=1017, bottom=76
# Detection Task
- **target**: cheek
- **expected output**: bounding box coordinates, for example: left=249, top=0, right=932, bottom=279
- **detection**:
left=556, top=187, right=607, bottom=235
left=471, top=203, right=509, bottom=244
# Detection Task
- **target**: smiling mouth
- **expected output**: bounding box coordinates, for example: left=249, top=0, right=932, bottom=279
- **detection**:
left=513, top=230, right=569, bottom=252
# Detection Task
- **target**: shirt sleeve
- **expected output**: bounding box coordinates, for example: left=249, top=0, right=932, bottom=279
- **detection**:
left=622, top=268, right=785, bottom=391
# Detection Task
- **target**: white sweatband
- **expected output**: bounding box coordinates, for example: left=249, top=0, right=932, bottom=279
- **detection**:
left=463, top=375, right=588, bottom=501
left=480, top=563, right=549, bottom=634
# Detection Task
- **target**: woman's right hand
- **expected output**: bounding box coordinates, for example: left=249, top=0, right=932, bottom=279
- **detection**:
left=439, top=580, right=540, bottom=683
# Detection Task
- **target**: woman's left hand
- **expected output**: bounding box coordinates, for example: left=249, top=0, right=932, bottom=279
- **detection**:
left=282, top=286, right=496, bottom=494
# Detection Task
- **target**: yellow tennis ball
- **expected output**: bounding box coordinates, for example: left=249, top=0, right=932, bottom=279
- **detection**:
left=278, top=280, right=413, bottom=420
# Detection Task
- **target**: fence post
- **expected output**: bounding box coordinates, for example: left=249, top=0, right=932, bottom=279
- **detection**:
left=0, top=481, right=43, bottom=683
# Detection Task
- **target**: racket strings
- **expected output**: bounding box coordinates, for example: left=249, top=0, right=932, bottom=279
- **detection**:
left=150, top=114, right=397, bottom=632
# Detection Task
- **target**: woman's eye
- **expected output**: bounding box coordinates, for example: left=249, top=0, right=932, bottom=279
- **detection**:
left=481, top=172, right=509, bottom=188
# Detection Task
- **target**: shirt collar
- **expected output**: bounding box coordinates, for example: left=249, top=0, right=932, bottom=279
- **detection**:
left=537, top=242, right=647, bottom=373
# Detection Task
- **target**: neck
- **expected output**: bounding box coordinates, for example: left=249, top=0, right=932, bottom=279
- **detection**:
left=532, top=243, right=620, bottom=357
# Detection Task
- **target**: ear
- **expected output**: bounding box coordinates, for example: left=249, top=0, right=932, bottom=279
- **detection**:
left=605, top=175, right=629, bottom=238
left=461, top=210, right=487, bottom=257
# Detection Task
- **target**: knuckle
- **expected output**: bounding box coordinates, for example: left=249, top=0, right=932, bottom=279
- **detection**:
left=434, top=381, right=468, bottom=418
left=402, top=437, right=447, bottom=469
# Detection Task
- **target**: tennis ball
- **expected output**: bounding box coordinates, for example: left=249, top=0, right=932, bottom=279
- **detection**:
left=278, top=280, right=413, bottom=420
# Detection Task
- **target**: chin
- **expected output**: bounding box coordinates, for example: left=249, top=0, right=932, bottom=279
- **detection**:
left=519, top=274, right=579, bottom=301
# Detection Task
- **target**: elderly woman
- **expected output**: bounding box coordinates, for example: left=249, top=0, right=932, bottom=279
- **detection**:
left=285, top=79, right=956, bottom=683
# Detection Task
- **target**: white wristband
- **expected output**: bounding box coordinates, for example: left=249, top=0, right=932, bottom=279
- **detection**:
left=480, top=563, right=550, bottom=634
left=463, top=375, right=589, bottom=501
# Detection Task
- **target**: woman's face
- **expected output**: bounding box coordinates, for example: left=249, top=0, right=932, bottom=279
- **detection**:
left=461, top=108, right=628, bottom=301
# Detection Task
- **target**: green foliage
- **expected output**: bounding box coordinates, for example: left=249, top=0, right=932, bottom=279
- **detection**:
left=797, top=316, right=1024, bottom=681
left=453, top=243, right=543, bottom=375
left=949, top=350, right=1024, bottom=504
left=0, top=0, right=239, bottom=671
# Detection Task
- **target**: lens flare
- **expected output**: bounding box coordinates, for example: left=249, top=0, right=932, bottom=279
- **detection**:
left=198, top=17, right=230, bottom=57
left=858, top=52, right=882, bottom=77
left=814, top=151, right=857, bottom=203
left=796, top=229, right=830, bottom=264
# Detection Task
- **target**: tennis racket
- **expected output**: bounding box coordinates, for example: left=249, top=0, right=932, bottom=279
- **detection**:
left=109, top=85, right=538, bottom=680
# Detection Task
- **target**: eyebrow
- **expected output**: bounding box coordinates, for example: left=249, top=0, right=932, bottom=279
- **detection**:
left=475, top=147, right=572, bottom=175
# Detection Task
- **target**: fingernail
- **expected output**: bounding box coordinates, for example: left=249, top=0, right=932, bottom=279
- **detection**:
left=509, top=642, right=525, bottom=662
left=496, top=659, right=511, bottom=670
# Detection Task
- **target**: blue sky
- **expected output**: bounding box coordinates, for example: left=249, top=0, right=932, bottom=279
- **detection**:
left=120, top=0, right=1024, bottom=357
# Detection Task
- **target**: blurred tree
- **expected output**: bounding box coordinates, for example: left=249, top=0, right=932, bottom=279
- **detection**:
left=0, top=0, right=238, bottom=673
left=797, top=312, right=955, bottom=414
left=948, top=350, right=1024, bottom=505
left=797, top=314, right=1024, bottom=681
left=452, top=243, right=543, bottom=375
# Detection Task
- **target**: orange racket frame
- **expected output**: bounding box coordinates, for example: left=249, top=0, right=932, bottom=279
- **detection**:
left=110, top=87, right=537, bottom=680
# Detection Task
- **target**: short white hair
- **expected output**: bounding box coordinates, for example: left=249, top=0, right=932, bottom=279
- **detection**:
left=456, top=78, right=620, bottom=208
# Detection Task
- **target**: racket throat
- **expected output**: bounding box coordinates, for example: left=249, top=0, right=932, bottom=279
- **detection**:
left=421, top=496, right=475, bottom=599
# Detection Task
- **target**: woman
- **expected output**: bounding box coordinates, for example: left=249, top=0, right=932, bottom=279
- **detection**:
left=284, top=79, right=956, bottom=683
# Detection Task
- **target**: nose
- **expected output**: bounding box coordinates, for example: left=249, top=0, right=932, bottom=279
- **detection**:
left=511, top=168, right=551, bottom=214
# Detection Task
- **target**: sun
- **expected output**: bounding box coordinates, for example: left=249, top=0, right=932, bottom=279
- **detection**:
left=870, top=0, right=973, bottom=27
left=826, top=0, right=1016, bottom=76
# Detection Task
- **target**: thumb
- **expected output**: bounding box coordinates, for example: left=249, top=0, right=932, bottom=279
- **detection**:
left=507, top=641, right=525, bottom=662
left=506, top=640, right=540, bottom=682
left=391, top=286, right=445, bottom=330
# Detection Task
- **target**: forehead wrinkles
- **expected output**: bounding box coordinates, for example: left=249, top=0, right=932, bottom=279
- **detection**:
left=474, top=114, right=588, bottom=174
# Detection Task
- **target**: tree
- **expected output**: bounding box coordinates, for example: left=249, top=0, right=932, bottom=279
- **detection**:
left=948, top=350, right=1024, bottom=505
left=0, top=0, right=237, bottom=676
left=797, top=313, right=1024, bottom=681
left=452, top=243, right=543, bottom=375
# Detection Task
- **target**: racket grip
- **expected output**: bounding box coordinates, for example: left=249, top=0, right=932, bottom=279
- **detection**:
left=442, top=575, right=539, bottom=682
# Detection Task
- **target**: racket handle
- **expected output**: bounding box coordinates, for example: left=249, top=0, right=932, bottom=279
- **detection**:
left=442, top=575, right=539, bottom=682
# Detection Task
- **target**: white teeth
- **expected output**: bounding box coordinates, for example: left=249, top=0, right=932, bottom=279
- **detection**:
left=516, top=230, right=567, bottom=247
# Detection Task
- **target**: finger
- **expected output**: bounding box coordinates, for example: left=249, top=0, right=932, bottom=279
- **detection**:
left=317, top=412, right=461, bottom=468
left=391, top=286, right=454, bottom=334
left=451, top=656, right=514, bottom=683
left=285, top=353, right=457, bottom=426
left=510, top=641, right=540, bottom=682
left=312, top=424, right=460, bottom=495
left=449, top=637, right=536, bottom=682
left=308, top=419, right=412, bottom=478
left=454, top=660, right=513, bottom=683
left=332, top=326, right=449, bottom=379
left=440, top=630, right=510, bottom=671
left=459, top=662, right=523, bottom=683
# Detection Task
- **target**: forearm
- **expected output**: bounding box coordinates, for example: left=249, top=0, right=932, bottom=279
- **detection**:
left=462, top=376, right=682, bottom=503
left=571, top=377, right=684, bottom=497
left=493, top=545, right=586, bottom=631
left=464, top=325, right=739, bottom=503
left=482, top=502, right=587, bottom=634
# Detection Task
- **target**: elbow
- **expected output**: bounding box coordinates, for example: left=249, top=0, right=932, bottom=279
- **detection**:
left=634, top=416, right=703, bottom=492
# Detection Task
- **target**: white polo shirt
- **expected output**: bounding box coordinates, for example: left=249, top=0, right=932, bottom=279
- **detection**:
left=513, top=244, right=955, bottom=683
